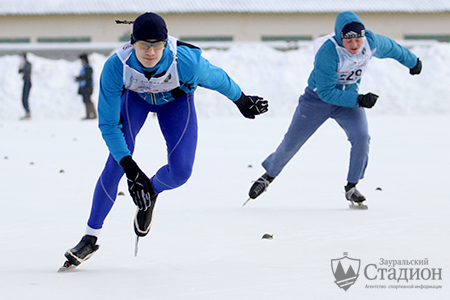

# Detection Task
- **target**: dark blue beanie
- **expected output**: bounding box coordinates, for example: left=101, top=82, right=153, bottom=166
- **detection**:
left=131, top=12, right=168, bottom=43
left=341, top=22, right=365, bottom=39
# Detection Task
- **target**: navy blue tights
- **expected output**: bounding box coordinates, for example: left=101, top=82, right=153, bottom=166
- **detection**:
left=88, top=91, right=197, bottom=230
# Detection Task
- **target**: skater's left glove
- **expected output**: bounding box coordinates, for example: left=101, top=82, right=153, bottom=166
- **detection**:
left=120, top=156, right=154, bottom=211
left=234, top=93, right=269, bottom=119
left=358, top=92, right=379, bottom=109
left=409, top=58, right=422, bottom=75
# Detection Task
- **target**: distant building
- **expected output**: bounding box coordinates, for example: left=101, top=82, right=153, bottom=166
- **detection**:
left=1, top=0, right=449, bottom=58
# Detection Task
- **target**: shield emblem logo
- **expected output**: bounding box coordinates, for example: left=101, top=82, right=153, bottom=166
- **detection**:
left=331, top=256, right=361, bottom=291
left=164, top=73, right=172, bottom=82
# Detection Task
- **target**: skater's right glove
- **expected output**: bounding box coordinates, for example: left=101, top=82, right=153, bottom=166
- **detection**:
left=234, top=93, right=269, bottom=119
left=120, top=156, right=154, bottom=211
left=358, top=92, right=379, bottom=109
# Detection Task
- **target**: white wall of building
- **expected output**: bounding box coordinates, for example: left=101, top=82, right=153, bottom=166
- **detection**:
left=0, top=12, right=449, bottom=44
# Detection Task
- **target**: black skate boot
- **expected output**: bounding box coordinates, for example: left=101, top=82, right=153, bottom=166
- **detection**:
left=345, top=186, right=366, bottom=203
left=249, top=173, right=275, bottom=199
left=345, top=186, right=368, bottom=209
left=134, top=194, right=158, bottom=237
left=59, top=235, right=99, bottom=271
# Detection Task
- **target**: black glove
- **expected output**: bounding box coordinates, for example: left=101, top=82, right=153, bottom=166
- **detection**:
left=358, top=93, right=379, bottom=109
left=120, top=156, right=155, bottom=210
left=234, top=93, right=268, bottom=119
left=409, top=58, right=422, bottom=75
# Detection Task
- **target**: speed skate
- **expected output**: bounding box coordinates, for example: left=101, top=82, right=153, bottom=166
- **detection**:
left=348, top=201, right=368, bottom=210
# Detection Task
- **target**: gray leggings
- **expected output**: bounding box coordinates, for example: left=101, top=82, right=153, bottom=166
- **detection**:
left=262, top=87, right=369, bottom=184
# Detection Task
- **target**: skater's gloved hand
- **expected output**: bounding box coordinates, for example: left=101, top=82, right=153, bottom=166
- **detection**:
left=120, top=156, right=153, bottom=211
left=409, top=58, right=422, bottom=75
left=358, top=92, right=379, bottom=109
left=234, top=93, right=268, bottom=119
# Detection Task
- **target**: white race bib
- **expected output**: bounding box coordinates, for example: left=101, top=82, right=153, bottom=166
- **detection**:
left=116, top=36, right=180, bottom=94
left=314, top=34, right=374, bottom=87
left=330, top=37, right=373, bottom=85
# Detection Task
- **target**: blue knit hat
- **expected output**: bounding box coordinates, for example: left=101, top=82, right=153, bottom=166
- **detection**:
left=131, top=12, right=168, bottom=44
left=341, top=22, right=365, bottom=39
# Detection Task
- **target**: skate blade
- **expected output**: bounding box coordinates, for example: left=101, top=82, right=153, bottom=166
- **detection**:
left=57, top=261, right=77, bottom=273
left=242, top=198, right=252, bottom=207
left=134, top=236, right=140, bottom=257
left=349, top=201, right=368, bottom=210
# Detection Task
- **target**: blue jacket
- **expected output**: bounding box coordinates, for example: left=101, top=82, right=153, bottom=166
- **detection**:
left=76, top=64, right=93, bottom=95
left=98, top=40, right=242, bottom=163
left=307, top=11, right=418, bottom=107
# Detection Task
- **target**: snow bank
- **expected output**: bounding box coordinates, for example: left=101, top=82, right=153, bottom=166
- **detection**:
left=1, top=42, right=449, bottom=120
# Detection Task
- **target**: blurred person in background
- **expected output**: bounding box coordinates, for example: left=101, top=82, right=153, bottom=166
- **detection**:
left=75, top=53, right=97, bottom=120
left=18, top=52, right=32, bottom=120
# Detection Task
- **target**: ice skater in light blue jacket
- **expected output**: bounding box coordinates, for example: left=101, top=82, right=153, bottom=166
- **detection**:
left=248, top=11, right=422, bottom=206
left=61, top=12, right=268, bottom=270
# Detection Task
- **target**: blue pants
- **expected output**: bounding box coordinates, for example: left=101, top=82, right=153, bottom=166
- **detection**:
left=262, top=87, right=370, bottom=184
left=22, top=81, right=31, bottom=113
left=88, top=91, right=198, bottom=230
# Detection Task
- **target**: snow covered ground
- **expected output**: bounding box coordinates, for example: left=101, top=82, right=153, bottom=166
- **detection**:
left=1, top=42, right=449, bottom=299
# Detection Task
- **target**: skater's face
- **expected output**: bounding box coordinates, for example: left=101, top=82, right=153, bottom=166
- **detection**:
left=132, top=39, right=166, bottom=68
left=342, top=37, right=364, bottom=55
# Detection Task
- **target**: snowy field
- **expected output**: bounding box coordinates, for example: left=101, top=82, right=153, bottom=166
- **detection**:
left=1, top=42, right=450, bottom=299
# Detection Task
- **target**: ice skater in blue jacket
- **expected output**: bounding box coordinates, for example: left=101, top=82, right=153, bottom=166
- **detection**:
left=61, top=12, right=268, bottom=270
left=247, top=11, right=421, bottom=207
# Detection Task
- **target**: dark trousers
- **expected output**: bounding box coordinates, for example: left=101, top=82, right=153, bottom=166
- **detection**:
left=22, top=81, right=31, bottom=113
